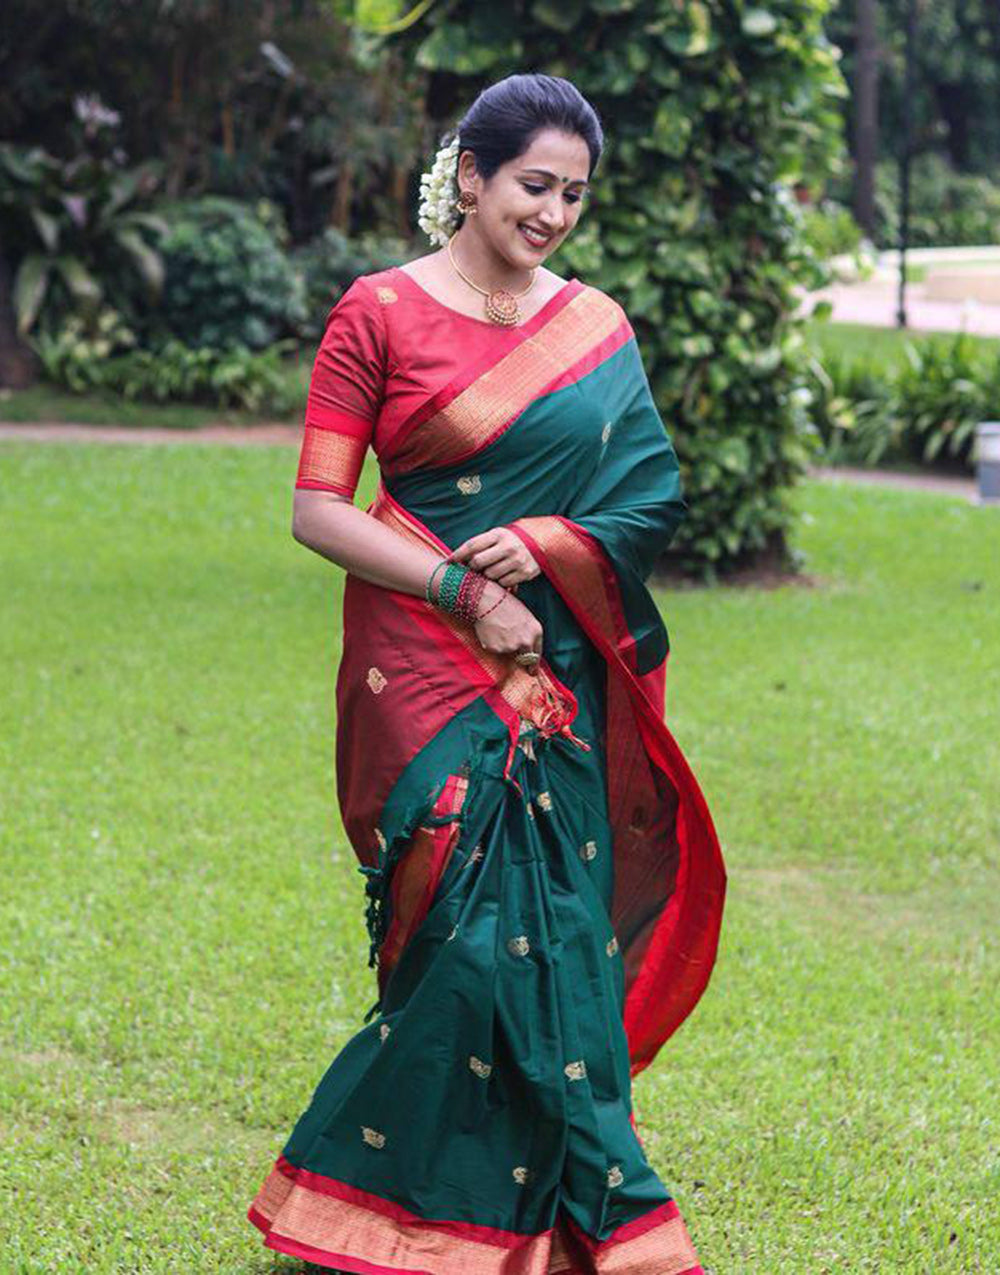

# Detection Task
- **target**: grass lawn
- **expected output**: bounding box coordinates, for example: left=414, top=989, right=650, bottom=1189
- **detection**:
left=1, top=443, right=997, bottom=1273
left=802, top=317, right=1000, bottom=372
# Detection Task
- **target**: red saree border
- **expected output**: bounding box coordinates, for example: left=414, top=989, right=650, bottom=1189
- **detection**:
left=377, top=771, right=468, bottom=994
left=368, top=483, right=587, bottom=779
left=507, top=517, right=726, bottom=1078
left=380, top=283, right=629, bottom=475
left=249, top=1155, right=704, bottom=1275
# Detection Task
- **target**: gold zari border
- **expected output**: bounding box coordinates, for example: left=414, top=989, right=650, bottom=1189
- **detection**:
left=298, top=424, right=366, bottom=491
left=390, top=287, right=626, bottom=471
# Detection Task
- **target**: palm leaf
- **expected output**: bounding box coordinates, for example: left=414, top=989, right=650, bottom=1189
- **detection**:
left=13, top=254, right=51, bottom=334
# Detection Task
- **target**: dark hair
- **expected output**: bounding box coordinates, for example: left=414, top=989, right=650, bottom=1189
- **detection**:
left=450, top=73, right=603, bottom=181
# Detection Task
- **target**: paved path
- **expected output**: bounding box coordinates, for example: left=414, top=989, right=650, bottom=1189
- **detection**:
left=799, top=282, right=1000, bottom=337
left=1, top=422, right=982, bottom=500
left=0, top=422, right=301, bottom=446
left=810, top=464, right=976, bottom=499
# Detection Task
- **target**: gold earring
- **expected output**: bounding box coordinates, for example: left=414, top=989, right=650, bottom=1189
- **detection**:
left=454, top=189, right=478, bottom=216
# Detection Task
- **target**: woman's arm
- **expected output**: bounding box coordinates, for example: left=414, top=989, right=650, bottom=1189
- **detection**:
left=291, top=489, right=544, bottom=661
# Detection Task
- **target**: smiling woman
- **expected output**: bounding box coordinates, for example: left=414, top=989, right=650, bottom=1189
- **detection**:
left=247, top=72, right=725, bottom=1275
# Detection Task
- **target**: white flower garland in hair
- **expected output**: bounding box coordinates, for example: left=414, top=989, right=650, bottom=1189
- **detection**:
left=417, top=134, right=462, bottom=247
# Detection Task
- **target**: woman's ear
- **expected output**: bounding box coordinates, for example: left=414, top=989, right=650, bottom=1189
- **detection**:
left=457, top=149, right=480, bottom=196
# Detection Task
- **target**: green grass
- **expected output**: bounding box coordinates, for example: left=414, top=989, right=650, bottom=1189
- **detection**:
left=0, top=359, right=310, bottom=429
left=1, top=444, right=997, bottom=1272
left=803, top=317, right=999, bottom=372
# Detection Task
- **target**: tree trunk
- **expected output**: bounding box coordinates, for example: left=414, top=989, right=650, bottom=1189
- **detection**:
left=853, top=0, right=879, bottom=239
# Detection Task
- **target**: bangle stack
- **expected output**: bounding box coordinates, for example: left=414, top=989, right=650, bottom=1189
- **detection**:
left=425, top=559, right=508, bottom=623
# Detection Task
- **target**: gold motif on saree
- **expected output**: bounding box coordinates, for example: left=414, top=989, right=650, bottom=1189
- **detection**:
left=564, top=1060, right=587, bottom=1081
left=379, top=1023, right=391, bottom=1042
left=601, top=421, right=612, bottom=444
left=507, top=935, right=530, bottom=957
left=374, top=826, right=387, bottom=853
left=536, top=791, right=553, bottom=812
left=456, top=474, right=482, bottom=495
left=468, top=1055, right=492, bottom=1078
left=376, top=287, right=398, bottom=304
left=606, top=935, right=619, bottom=957
left=361, top=1126, right=386, bottom=1148
left=580, top=840, right=598, bottom=862
left=518, top=734, right=537, bottom=762
left=526, top=801, right=535, bottom=820
left=606, top=1165, right=624, bottom=1189
left=512, top=1166, right=535, bottom=1185
left=367, top=667, right=388, bottom=694
left=446, top=923, right=459, bottom=942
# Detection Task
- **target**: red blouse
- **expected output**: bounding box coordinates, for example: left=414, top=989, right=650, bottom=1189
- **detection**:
left=294, top=266, right=574, bottom=498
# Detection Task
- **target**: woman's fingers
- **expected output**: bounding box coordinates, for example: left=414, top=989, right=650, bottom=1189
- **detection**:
left=468, top=543, right=511, bottom=570
left=449, top=530, right=500, bottom=562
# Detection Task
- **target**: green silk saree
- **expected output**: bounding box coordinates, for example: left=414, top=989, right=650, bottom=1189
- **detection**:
left=249, top=267, right=726, bottom=1274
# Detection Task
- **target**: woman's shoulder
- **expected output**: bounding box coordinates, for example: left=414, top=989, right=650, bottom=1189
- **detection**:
left=340, top=266, right=403, bottom=305
left=573, top=279, right=631, bottom=329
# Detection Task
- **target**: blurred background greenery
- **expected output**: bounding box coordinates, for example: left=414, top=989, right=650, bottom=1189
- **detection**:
left=1, top=0, right=997, bottom=577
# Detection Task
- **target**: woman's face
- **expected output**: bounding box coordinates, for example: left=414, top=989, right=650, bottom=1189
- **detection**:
left=459, top=127, right=591, bottom=269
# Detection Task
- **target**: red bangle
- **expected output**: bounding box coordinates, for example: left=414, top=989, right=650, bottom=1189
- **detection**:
left=474, top=586, right=509, bottom=621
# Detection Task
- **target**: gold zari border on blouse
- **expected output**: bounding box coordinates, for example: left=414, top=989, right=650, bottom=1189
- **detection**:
left=252, top=1165, right=701, bottom=1275
left=389, top=287, right=626, bottom=472
left=298, top=424, right=366, bottom=491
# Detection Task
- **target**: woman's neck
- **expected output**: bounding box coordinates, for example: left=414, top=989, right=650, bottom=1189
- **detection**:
left=448, top=226, right=535, bottom=294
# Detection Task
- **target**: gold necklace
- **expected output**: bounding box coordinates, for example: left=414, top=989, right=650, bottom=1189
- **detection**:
left=446, top=232, right=537, bottom=326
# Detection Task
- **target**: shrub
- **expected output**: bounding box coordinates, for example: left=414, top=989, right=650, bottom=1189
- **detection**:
left=894, top=334, right=989, bottom=465
left=394, top=0, right=847, bottom=578
left=0, top=142, right=166, bottom=336
left=293, top=228, right=409, bottom=340
left=873, top=154, right=1000, bottom=249
left=156, top=197, right=306, bottom=351
left=33, top=314, right=298, bottom=414
left=804, top=351, right=901, bottom=467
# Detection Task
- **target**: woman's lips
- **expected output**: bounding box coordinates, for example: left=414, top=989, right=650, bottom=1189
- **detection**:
left=519, top=224, right=552, bottom=248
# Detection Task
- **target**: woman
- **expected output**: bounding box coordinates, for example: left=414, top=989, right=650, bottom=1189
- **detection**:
left=248, top=73, right=726, bottom=1275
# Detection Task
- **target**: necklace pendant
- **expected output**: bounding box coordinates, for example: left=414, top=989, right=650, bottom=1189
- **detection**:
left=485, top=288, right=521, bottom=326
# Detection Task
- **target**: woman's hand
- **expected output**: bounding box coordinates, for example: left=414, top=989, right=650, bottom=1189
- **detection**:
left=472, top=580, right=544, bottom=673
left=448, top=526, right=541, bottom=588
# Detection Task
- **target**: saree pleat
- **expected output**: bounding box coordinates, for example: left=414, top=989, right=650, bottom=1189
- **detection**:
left=249, top=267, right=723, bottom=1274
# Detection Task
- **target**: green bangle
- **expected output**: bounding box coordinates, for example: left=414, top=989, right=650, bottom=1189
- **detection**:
left=425, top=558, right=450, bottom=603
left=437, top=562, right=467, bottom=612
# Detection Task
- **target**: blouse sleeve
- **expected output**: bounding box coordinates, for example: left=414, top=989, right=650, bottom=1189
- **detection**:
left=295, top=277, right=388, bottom=498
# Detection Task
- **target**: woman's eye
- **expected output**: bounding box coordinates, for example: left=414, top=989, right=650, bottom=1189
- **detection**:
left=522, top=182, right=584, bottom=205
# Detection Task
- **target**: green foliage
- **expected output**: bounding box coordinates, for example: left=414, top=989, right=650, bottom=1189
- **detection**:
left=32, top=312, right=298, bottom=414
left=804, top=325, right=994, bottom=469
left=872, top=155, right=1000, bottom=249
left=801, top=198, right=866, bottom=260
left=804, top=350, right=901, bottom=466
left=293, top=228, right=409, bottom=339
left=0, top=142, right=167, bottom=335
left=157, top=198, right=307, bottom=351
left=895, top=334, right=991, bottom=465
left=394, top=0, right=847, bottom=575
left=826, top=0, right=1000, bottom=178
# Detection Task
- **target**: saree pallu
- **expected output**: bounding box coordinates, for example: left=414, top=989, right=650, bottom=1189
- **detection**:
left=249, top=272, right=726, bottom=1274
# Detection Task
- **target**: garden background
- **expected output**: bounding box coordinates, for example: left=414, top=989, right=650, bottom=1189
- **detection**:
left=1, top=1, right=998, bottom=1271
